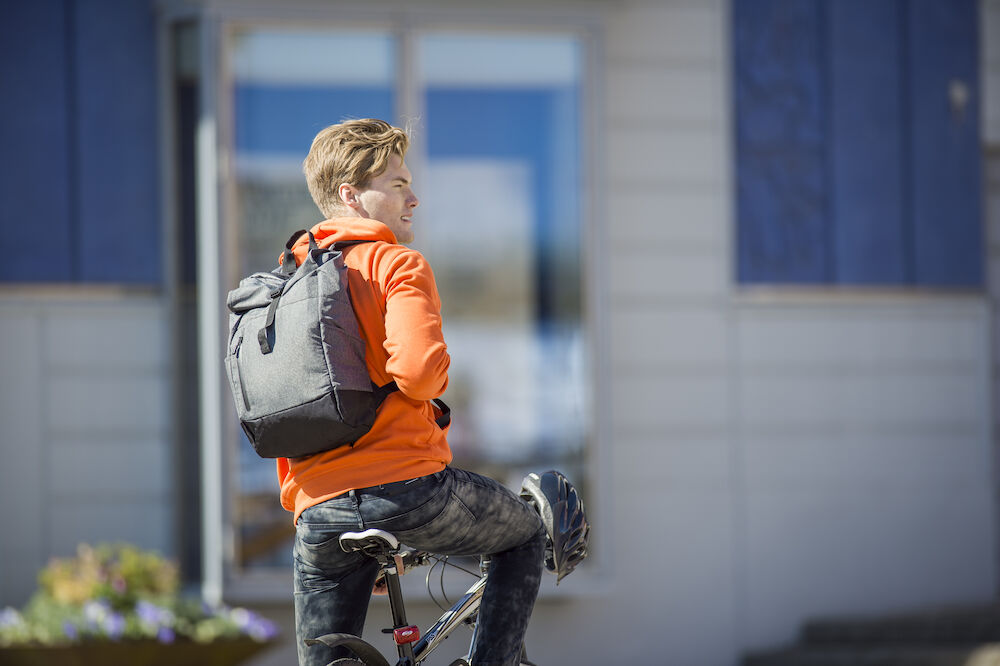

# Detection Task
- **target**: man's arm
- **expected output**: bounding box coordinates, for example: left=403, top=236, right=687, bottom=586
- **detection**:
left=380, top=249, right=450, bottom=400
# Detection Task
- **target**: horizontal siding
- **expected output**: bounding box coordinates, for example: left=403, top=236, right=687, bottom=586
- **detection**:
left=735, top=298, right=994, bottom=649
left=745, top=484, right=995, bottom=640
left=597, top=2, right=740, bottom=666
left=609, top=249, right=729, bottom=301
left=606, top=188, right=728, bottom=251
left=0, top=312, right=46, bottom=606
left=606, top=1, right=722, bottom=64
left=737, top=305, right=988, bottom=364
left=49, top=498, right=173, bottom=556
left=607, top=65, right=723, bottom=126
left=611, top=307, right=729, bottom=367
left=600, top=1, right=996, bottom=663
left=50, top=373, right=170, bottom=433
left=0, top=293, right=173, bottom=606
left=607, top=127, right=724, bottom=185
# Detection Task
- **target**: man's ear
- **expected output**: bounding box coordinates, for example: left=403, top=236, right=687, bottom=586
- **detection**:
left=338, top=183, right=360, bottom=209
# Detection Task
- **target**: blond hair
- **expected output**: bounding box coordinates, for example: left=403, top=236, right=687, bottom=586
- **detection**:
left=303, top=118, right=411, bottom=218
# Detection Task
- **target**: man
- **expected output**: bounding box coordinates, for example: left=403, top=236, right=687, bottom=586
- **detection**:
left=279, top=118, right=545, bottom=666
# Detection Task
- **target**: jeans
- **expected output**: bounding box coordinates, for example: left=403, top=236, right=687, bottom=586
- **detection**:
left=294, top=467, right=546, bottom=666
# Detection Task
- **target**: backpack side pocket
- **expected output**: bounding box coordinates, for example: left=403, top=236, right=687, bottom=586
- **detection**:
left=225, top=331, right=251, bottom=414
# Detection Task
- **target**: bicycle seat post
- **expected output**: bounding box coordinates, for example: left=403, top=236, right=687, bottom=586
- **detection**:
left=339, top=529, right=420, bottom=665
left=380, top=559, right=417, bottom=665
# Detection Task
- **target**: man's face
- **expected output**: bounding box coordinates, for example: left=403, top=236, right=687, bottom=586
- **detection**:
left=355, top=155, right=419, bottom=243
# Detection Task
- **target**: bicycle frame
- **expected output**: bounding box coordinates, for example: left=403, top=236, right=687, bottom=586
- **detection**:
left=407, top=572, right=486, bottom=664
left=307, top=536, right=489, bottom=666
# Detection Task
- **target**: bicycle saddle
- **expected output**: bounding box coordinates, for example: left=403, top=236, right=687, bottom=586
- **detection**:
left=339, top=528, right=399, bottom=554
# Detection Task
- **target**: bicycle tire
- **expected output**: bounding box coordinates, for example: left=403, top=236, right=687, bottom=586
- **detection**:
left=306, top=632, right=390, bottom=666
left=329, top=660, right=367, bottom=666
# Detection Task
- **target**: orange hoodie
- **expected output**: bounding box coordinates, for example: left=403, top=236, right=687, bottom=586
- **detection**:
left=275, top=217, right=452, bottom=522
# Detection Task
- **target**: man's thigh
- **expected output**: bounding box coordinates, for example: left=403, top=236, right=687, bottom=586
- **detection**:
left=361, top=467, right=541, bottom=557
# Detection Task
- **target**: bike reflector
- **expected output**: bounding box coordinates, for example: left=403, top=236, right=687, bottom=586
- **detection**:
left=393, top=625, right=420, bottom=644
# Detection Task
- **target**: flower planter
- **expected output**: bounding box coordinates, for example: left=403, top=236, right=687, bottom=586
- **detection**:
left=0, top=637, right=273, bottom=666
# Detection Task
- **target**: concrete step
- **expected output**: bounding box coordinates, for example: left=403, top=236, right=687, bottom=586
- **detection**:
left=744, top=644, right=1000, bottom=666
left=802, top=605, right=1000, bottom=645
left=743, top=605, right=1000, bottom=666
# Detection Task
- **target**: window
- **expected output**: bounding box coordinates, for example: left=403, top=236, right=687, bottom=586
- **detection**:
left=733, top=0, right=982, bottom=287
left=224, top=23, right=588, bottom=574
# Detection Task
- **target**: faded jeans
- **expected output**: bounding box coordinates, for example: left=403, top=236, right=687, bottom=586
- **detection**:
left=294, top=467, right=546, bottom=666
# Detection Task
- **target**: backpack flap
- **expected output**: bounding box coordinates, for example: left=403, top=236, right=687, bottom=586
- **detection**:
left=226, top=272, right=284, bottom=312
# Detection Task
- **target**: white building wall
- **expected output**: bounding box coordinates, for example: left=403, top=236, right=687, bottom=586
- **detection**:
left=0, top=292, right=175, bottom=605
left=1, top=3, right=997, bottom=666
left=735, top=297, right=995, bottom=650
left=557, top=1, right=741, bottom=664
left=530, top=0, right=997, bottom=664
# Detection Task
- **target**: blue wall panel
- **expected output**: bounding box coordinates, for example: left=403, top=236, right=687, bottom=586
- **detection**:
left=0, top=0, right=160, bottom=284
left=828, top=0, right=907, bottom=284
left=908, top=0, right=982, bottom=287
left=735, top=0, right=982, bottom=287
left=74, top=0, right=160, bottom=283
left=734, top=0, right=830, bottom=283
left=0, top=0, right=75, bottom=281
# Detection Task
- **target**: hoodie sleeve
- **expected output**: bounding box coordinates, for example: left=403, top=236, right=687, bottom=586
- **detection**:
left=380, top=248, right=450, bottom=400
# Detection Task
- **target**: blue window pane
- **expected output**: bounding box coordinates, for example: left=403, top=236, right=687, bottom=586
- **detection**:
left=236, top=86, right=393, bottom=154
left=229, top=28, right=398, bottom=568
left=230, top=29, right=395, bottom=277
left=417, top=33, right=585, bottom=470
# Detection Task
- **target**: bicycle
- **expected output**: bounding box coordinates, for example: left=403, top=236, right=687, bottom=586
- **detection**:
left=304, top=470, right=590, bottom=666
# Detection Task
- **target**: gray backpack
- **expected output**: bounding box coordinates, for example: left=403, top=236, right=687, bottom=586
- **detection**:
left=224, top=230, right=398, bottom=458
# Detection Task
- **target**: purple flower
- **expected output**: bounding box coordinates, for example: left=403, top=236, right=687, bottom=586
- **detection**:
left=62, top=621, right=78, bottom=640
left=247, top=616, right=278, bottom=641
left=229, top=607, right=250, bottom=628
left=0, top=608, right=22, bottom=628
left=156, top=626, right=176, bottom=644
left=104, top=612, right=125, bottom=640
left=237, top=610, right=278, bottom=642
left=136, top=600, right=161, bottom=624
left=83, top=599, right=111, bottom=628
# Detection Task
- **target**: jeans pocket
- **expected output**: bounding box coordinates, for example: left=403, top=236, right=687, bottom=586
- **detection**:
left=383, top=491, right=477, bottom=554
left=295, top=521, right=361, bottom=575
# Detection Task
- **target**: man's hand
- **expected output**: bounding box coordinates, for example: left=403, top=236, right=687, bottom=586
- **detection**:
left=372, top=553, right=406, bottom=595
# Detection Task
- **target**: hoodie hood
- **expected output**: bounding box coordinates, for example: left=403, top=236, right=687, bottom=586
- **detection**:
left=282, top=217, right=398, bottom=267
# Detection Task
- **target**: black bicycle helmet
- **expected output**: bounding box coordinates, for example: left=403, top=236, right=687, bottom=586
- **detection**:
left=520, top=470, right=590, bottom=583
